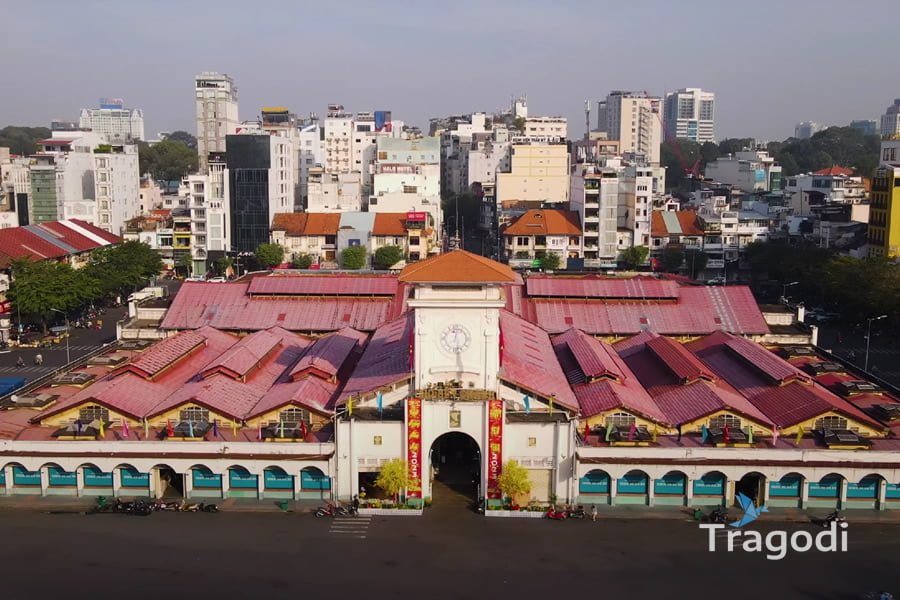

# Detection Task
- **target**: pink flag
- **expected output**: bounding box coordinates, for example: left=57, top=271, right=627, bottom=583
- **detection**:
left=122, top=419, right=130, bottom=438
left=257, top=425, right=263, bottom=441
left=771, top=424, right=779, bottom=447
left=628, top=423, right=637, bottom=441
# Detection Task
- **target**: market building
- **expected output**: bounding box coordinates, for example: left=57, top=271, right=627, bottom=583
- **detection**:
left=0, top=251, right=898, bottom=510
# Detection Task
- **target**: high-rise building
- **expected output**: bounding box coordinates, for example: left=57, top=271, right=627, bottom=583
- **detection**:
left=663, top=88, right=715, bottom=143
left=880, top=99, right=900, bottom=138
left=78, top=98, right=145, bottom=142
left=850, top=119, right=877, bottom=137
left=605, top=91, right=662, bottom=165
left=495, top=142, right=570, bottom=206
left=794, top=121, right=823, bottom=140
left=195, top=72, right=239, bottom=172
left=225, top=131, right=294, bottom=253
left=868, top=139, right=900, bottom=257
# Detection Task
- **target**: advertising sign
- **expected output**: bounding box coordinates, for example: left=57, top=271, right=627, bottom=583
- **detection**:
left=406, top=397, right=423, bottom=498
left=487, top=398, right=503, bottom=499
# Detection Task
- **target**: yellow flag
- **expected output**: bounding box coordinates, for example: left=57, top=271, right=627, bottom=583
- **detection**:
left=143, top=418, right=149, bottom=439
left=548, top=396, right=554, bottom=414
left=795, top=427, right=803, bottom=445
left=347, top=397, right=353, bottom=417
left=651, top=425, right=658, bottom=442
left=98, top=419, right=105, bottom=438
left=232, top=419, right=237, bottom=437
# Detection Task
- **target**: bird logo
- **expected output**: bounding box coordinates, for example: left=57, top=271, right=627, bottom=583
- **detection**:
left=730, top=492, right=768, bottom=528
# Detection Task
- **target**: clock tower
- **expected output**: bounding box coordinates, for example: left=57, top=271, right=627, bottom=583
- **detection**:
left=399, top=250, right=517, bottom=392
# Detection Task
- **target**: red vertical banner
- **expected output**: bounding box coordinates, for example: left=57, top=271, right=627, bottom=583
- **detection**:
left=406, top=397, right=423, bottom=499
left=487, top=398, right=503, bottom=499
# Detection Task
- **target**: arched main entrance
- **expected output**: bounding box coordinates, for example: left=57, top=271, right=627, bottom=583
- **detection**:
left=429, top=432, right=480, bottom=509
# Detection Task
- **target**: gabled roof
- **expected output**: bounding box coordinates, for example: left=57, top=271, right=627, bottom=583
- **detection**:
left=499, top=311, right=577, bottom=410
left=0, top=219, right=119, bottom=268
left=398, top=250, right=516, bottom=283
left=372, top=213, right=408, bottom=236
left=200, top=328, right=287, bottom=380
left=651, top=210, right=703, bottom=237
left=645, top=336, right=716, bottom=383
left=503, top=209, right=582, bottom=236
left=248, top=274, right=398, bottom=296
left=338, top=313, right=413, bottom=404
left=271, top=213, right=341, bottom=236
left=289, top=328, right=367, bottom=381
left=813, top=166, right=854, bottom=177
left=526, top=276, right=679, bottom=299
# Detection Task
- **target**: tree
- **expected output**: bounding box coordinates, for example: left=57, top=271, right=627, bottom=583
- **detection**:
left=374, top=245, right=405, bottom=270
left=620, top=245, right=649, bottom=269
left=341, top=246, right=367, bottom=270
left=291, top=253, right=313, bottom=269
left=497, top=460, right=531, bottom=504
left=684, top=249, right=708, bottom=279
left=375, top=459, right=409, bottom=503
left=513, top=116, right=526, bottom=133
left=772, top=127, right=880, bottom=177
left=442, top=192, right=481, bottom=237
left=83, top=241, right=163, bottom=297
left=660, top=247, right=684, bottom=273
left=215, top=256, right=234, bottom=276
left=717, top=138, right=756, bottom=157
left=0, top=125, right=51, bottom=156
left=8, top=259, right=100, bottom=335
left=176, top=253, right=193, bottom=276
left=540, top=252, right=562, bottom=271
left=138, top=139, right=198, bottom=183
left=255, top=243, right=285, bottom=269
left=660, top=139, right=700, bottom=191
left=164, top=130, right=197, bottom=150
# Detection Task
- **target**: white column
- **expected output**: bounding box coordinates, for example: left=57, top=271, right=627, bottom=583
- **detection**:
left=878, top=478, right=887, bottom=511
left=647, top=477, right=655, bottom=507
left=839, top=477, right=848, bottom=509
left=800, top=477, right=809, bottom=509
left=293, top=472, right=301, bottom=501
left=112, top=468, right=122, bottom=497
left=39, top=466, right=49, bottom=497
left=258, top=471, right=265, bottom=501
left=3, top=465, right=10, bottom=496
left=609, top=477, right=617, bottom=506
left=221, top=471, right=230, bottom=499
left=761, top=477, right=770, bottom=506
left=183, top=470, right=193, bottom=499
left=76, top=468, right=85, bottom=497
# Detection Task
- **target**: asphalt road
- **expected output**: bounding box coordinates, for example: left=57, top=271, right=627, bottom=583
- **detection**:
left=0, top=306, right=127, bottom=384
left=0, top=509, right=896, bottom=600
left=817, top=323, right=900, bottom=388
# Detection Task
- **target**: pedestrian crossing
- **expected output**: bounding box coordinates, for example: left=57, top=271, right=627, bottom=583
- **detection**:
left=328, top=515, right=372, bottom=539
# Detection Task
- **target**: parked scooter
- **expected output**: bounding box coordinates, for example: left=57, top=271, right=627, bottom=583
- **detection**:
left=315, top=503, right=348, bottom=518
left=199, top=503, right=219, bottom=513
left=565, top=505, right=586, bottom=519
left=152, top=500, right=181, bottom=512
left=475, top=496, right=486, bottom=515
left=545, top=506, right=568, bottom=520
left=705, top=507, right=729, bottom=524
left=180, top=501, right=201, bottom=512
left=821, top=510, right=846, bottom=528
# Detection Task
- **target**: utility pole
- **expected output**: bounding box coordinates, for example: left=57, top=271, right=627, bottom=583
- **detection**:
left=865, top=315, right=887, bottom=373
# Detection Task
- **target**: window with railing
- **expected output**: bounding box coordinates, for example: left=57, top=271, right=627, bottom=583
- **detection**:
left=815, top=416, right=847, bottom=431
left=278, top=408, right=310, bottom=427
left=605, top=412, right=635, bottom=428
left=709, top=414, right=742, bottom=430
left=79, top=406, right=109, bottom=423
left=180, top=407, right=210, bottom=424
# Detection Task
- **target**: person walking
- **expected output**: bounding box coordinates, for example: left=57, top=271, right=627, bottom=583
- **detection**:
left=34, top=353, right=42, bottom=366
left=591, top=504, right=597, bottom=522
left=16, top=356, right=24, bottom=368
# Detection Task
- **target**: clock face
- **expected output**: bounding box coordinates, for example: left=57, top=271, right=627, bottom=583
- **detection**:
left=440, top=324, right=472, bottom=354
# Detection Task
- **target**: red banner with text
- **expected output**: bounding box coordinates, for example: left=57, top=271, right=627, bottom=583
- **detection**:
left=487, top=398, right=503, bottom=499
left=406, top=397, right=423, bottom=499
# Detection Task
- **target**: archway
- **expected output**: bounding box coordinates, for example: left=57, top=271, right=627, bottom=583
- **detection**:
left=153, top=464, right=184, bottom=498
left=429, top=432, right=480, bottom=508
left=735, top=472, right=766, bottom=506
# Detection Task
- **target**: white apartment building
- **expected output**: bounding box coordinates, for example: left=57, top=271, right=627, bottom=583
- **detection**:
left=92, top=144, right=140, bottom=234
left=783, top=168, right=868, bottom=216
left=794, top=121, right=824, bottom=140
left=261, top=107, right=301, bottom=208
left=695, top=194, right=770, bottom=271
left=663, top=88, right=715, bottom=143
left=322, top=106, right=400, bottom=193
left=195, top=72, right=239, bottom=172
left=323, top=105, right=353, bottom=174
left=880, top=99, right=900, bottom=138
left=495, top=142, right=570, bottom=205
left=297, top=119, right=324, bottom=205
left=705, top=149, right=783, bottom=193
left=620, top=164, right=665, bottom=248
left=370, top=137, right=442, bottom=234
left=570, top=164, right=618, bottom=268
left=440, top=113, right=490, bottom=197
left=306, top=169, right=362, bottom=212
left=79, top=98, right=145, bottom=142
left=605, top=91, right=662, bottom=165
left=1, top=153, right=32, bottom=226
left=522, top=116, right=567, bottom=141
left=183, top=158, right=229, bottom=273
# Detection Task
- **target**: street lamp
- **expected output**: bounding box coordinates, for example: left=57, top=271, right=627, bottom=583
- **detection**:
left=781, top=281, right=799, bottom=303
left=864, top=315, right=888, bottom=373
left=50, top=308, right=70, bottom=365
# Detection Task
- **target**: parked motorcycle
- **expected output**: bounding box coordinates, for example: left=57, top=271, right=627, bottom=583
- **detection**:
left=706, top=507, right=729, bottom=524
left=565, top=505, right=586, bottom=519
left=475, top=496, right=486, bottom=515
left=315, top=503, right=349, bottom=517
left=199, top=503, right=219, bottom=513
left=821, top=510, right=846, bottom=528
left=180, top=501, right=201, bottom=512
left=152, top=500, right=181, bottom=512
left=545, top=506, right=568, bottom=520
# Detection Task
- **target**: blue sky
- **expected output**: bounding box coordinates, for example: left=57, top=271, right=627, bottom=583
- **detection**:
left=1, top=0, right=896, bottom=141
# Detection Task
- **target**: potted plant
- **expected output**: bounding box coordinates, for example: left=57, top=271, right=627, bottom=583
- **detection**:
left=497, top=460, right=532, bottom=511
left=375, top=459, right=409, bottom=507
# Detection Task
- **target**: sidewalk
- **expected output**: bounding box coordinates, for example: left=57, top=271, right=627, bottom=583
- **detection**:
left=590, top=503, right=900, bottom=524
left=0, top=496, right=321, bottom=514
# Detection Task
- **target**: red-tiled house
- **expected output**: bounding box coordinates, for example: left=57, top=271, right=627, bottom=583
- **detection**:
left=502, top=209, right=582, bottom=266
left=270, top=212, right=341, bottom=264
left=0, top=219, right=120, bottom=270
left=650, top=210, right=703, bottom=256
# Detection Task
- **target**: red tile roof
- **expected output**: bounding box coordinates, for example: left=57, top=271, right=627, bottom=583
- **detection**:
left=499, top=311, right=577, bottom=409
left=0, top=219, right=119, bottom=268
left=399, top=250, right=516, bottom=283
left=338, top=314, right=413, bottom=403
left=646, top=336, right=717, bottom=383
left=813, top=166, right=854, bottom=177
left=651, top=210, right=702, bottom=237
left=271, top=213, right=341, bottom=236
left=372, top=213, right=408, bottom=236
left=120, top=331, right=209, bottom=379
left=289, top=328, right=367, bottom=380
left=248, top=274, right=398, bottom=296
left=67, top=219, right=122, bottom=244
left=503, top=209, right=582, bottom=236
left=200, top=329, right=286, bottom=379
left=526, top=276, right=680, bottom=299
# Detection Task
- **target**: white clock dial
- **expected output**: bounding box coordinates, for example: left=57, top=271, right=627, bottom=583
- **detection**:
left=440, top=324, right=472, bottom=354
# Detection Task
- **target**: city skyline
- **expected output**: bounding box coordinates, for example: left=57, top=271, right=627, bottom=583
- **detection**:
left=0, top=0, right=897, bottom=141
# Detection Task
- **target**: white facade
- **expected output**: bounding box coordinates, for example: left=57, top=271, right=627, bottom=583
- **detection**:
left=297, top=121, right=324, bottom=205
left=495, top=142, right=570, bottom=205
left=92, top=144, right=140, bottom=234
left=880, top=99, right=900, bottom=138
left=186, top=167, right=229, bottom=270
left=79, top=105, right=145, bottom=142
left=370, top=137, right=442, bottom=233
left=620, top=164, right=658, bottom=248
left=570, top=165, right=618, bottom=267
left=663, top=88, right=715, bottom=143
left=523, top=116, right=567, bottom=141
left=195, top=72, right=239, bottom=172
left=784, top=173, right=868, bottom=212
left=306, top=169, right=362, bottom=212
left=605, top=91, right=662, bottom=165
left=705, top=150, right=783, bottom=193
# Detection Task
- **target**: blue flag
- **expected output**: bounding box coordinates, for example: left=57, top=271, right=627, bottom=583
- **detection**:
left=188, top=421, right=194, bottom=438
left=701, top=425, right=709, bottom=444
left=377, top=391, right=384, bottom=415
left=523, top=395, right=531, bottom=414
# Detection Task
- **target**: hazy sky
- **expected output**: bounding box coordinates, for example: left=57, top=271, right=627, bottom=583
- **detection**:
left=2, top=0, right=897, bottom=142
